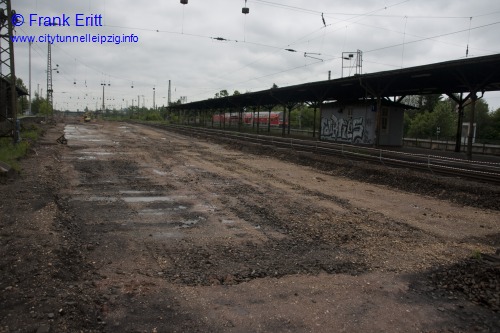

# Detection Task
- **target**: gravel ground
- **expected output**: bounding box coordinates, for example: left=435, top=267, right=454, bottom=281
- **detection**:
left=0, top=118, right=499, bottom=333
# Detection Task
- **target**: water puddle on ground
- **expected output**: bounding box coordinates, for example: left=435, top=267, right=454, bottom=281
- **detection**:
left=195, top=203, right=217, bottom=213
left=64, top=125, right=112, bottom=145
left=81, top=152, right=115, bottom=156
left=122, top=196, right=175, bottom=203
left=70, top=196, right=119, bottom=202
left=153, top=169, right=168, bottom=176
left=138, top=206, right=188, bottom=215
left=118, top=176, right=150, bottom=181
left=177, top=217, right=205, bottom=228
left=119, top=190, right=157, bottom=195
left=138, top=209, right=168, bottom=216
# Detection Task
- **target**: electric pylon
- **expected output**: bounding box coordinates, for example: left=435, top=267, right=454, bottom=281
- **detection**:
left=46, top=42, right=53, bottom=113
left=0, top=0, right=18, bottom=141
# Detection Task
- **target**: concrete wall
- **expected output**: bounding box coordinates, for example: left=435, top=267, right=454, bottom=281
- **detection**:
left=320, top=102, right=405, bottom=146
left=379, top=107, right=405, bottom=146
left=320, top=104, right=376, bottom=144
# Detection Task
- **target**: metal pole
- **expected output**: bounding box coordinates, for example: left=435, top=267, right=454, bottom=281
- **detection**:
left=375, top=96, right=382, bottom=147
left=168, top=80, right=171, bottom=106
left=313, top=105, right=317, bottom=138
left=46, top=42, right=54, bottom=115
left=102, top=84, right=105, bottom=113
left=282, top=105, right=286, bottom=137
left=29, top=42, right=32, bottom=115
left=466, top=93, right=477, bottom=160
left=268, top=108, right=271, bottom=133
left=3, top=0, right=18, bottom=141
left=318, top=104, right=323, bottom=141
left=257, top=106, right=260, bottom=133
left=454, top=94, right=465, bottom=152
left=287, top=106, right=291, bottom=135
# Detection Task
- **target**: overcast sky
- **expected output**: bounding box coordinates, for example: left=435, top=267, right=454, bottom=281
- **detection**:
left=11, top=0, right=500, bottom=112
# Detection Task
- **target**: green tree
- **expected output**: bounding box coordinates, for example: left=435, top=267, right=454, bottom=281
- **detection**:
left=463, top=98, right=490, bottom=140
left=407, top=111, right=433, bottom=138
left=39, top=99, right=52, bottom=117
left=403, top=94, right=444, bottom=137
left=420, top=94, right=442, bottom=113
left=489, top=108, right=500, bottom=139
left=402, top=94, right=442, bottom=113
left=406, top=99, right=456, bottom=138
left=289, top=104, right=319, bottom=129
left=16, top=78, right=29, bottom=114
left=477, top=107, right=500, bottom=141
left=214, top=90, right=229, bottom=98
left=30, top=93, right=46, bottom=115
left=432, top=100, right=456, bottom=138
left=5, top=76, right=29, bottom=115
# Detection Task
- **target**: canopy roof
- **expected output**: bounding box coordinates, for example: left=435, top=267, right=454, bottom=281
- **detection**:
left=173, top=53, right=500, bottom=110
left=0, top=77, right=29, bottom=97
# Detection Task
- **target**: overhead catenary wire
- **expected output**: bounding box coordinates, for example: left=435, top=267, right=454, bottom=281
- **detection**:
left=32, top=0, right=413, bottom=92
left=18, top=2, right=500, bottom=110
left=29, top=18, right=500, bottom=109
left=401, top=16, right=408, bottom=68
left=466, top=17, right=472, bottom=57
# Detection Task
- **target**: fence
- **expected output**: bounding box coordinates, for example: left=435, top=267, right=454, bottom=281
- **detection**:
left=403, top=138, right=500, bottom=156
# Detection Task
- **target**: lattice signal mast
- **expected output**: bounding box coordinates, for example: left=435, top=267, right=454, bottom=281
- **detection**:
left=46, top=42, right=53, bottom=113
left=0, top=0, right=18, bottom=141
left=341, top=50, right=363, bottom=78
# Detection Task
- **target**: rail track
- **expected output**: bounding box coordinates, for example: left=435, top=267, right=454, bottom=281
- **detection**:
left=143, top=123, right=500, bottom=185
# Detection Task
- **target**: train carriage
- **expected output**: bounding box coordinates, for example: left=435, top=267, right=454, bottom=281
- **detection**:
left=212, top=111, right=286, bottom=127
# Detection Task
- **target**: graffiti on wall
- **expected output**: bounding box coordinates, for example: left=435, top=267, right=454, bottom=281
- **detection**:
left=321, top=114, right=369, bottom=143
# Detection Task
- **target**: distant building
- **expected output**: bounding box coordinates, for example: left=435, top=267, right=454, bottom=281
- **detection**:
left=320, top=99, right=412, bottom=146
left=461, top=122, right=477, bottom=144
left=0, top=76, right=29, bottom=119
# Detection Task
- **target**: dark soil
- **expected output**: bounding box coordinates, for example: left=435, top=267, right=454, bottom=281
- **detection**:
left=1, top=120, right=499, bottom=333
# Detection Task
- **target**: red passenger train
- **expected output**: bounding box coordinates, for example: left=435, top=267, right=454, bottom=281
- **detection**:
left=212, top=112, right=286, bottom=127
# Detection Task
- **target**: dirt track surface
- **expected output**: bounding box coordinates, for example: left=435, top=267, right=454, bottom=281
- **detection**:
left=1, top=119, right=499, bottom=333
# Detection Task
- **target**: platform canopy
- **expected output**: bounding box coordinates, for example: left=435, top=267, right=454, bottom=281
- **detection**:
left=0, top=76, right=29, bottom=97
left=172, top=53, right=500, bottom=110
left=0, top=77, right=29, bottom=119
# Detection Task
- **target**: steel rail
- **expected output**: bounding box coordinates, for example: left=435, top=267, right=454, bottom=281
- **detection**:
left=143, top=123, right=500, bottom=185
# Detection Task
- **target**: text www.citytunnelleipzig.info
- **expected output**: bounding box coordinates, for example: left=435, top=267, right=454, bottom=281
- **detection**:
left=11, top=33, right=140, bottom=45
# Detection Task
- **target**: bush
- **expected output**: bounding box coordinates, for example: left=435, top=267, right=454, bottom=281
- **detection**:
left=0, top=138, right=30, bottom=172
left=140, top=111, right=163, bottom=121
left=0, top=125, right=43, bottom=172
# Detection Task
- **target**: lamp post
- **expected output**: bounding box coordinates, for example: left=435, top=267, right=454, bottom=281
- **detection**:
left=101, top=81, right=110, bottom=115
left=153, top=87, right=156, bottom=110
left=101, top=82, right=105, bottom=114
left=46, top=63, right=59, bottom=115
left=29, top=42, right=32, bottom=115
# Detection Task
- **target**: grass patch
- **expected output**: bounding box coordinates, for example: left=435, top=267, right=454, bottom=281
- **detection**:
left=22, top=123, right=44, bottom=141
left=0, top=124, right=44, bottom=172
left=0, top=139, right=29, bottom=172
